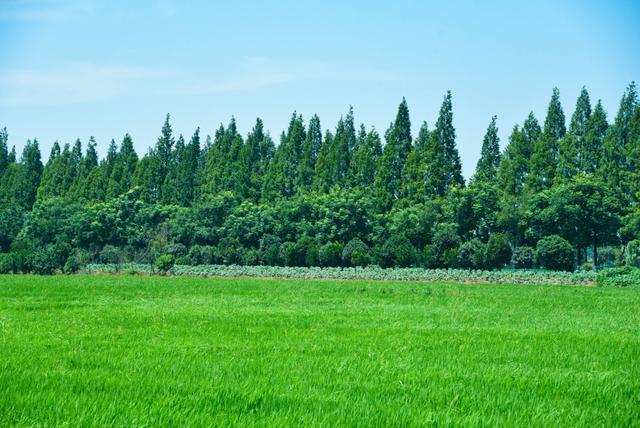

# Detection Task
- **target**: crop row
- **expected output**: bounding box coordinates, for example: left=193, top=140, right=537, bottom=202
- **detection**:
left=82, top=263, right=597, bottom=286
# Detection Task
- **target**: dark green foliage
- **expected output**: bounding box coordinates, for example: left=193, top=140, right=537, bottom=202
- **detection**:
left=596, top=266, right=640, bottom=287
left=457, top=239, right=486, bottom=269
left=472, top=116, right=500, bottom=185
left=318, top=242, right=343, bottom=267
left=155, top=254, right=175, bottom=274
left=342, top=238, right=370, bottom=267
left=0, top=84, right=637, bottom=273
left=378, top=236, right=418, bottom=268
left=484, top=233, right=512, bottom=270
left=536, top=235, right=575, bottom=272
left=511, top=247, right=536, bottom=269
left=431, top=223, right=461, bottom=268
left=625, top=240, right=640, bottom=268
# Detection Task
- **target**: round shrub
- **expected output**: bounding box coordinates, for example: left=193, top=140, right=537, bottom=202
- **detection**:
left=318, top=242, right=343, bottom=267
left=457, top=239, right=486, bottom=269
left=511, top=246, right=535, bottom=269
left=379, top=236, right=418, bottom=268
left=484, top=234, right=512, bottom=270
left=259, top=234, right=282, bottom=266
left=342, top=238, right=370, bottom=267
left=536, top=235, right=575, bottom=272
left=155, top=254, right=175, bottom=274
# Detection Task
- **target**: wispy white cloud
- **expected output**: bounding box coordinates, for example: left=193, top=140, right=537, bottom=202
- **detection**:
left=0, top=64, right=169, bottom=106
left=0, top=59, right=396, bottom=106
left=162, top=58, right=396, bottom=96
left=0, top=0, right=96, bottom=22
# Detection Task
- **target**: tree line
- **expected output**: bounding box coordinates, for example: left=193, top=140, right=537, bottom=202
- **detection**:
left=1, top=83, right=639, bottom=274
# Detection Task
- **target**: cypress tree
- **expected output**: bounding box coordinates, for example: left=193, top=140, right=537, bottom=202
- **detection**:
left=401, top=121, right=430, bottom=201
left=602, top=82, right=637, bottom=195
left=313, top=130, right=334, bottom=193
left=108, top=134, right=138, bottom=198
left=298, top=114, right=322, bottom=191
left=472, top=116, right=501, bottom=185
left=374, top=98, right=413, bottom=209
left=557, top=87, right=592, bottom=180
left=528, top=88, right=566, bottom=191
left=583, top=101, right=608, bottom=176
left=350, top=126, right=382, bottom=191
left=0, top=127, right=8, bottom=177
left=433, top=91, right=464, bottom=189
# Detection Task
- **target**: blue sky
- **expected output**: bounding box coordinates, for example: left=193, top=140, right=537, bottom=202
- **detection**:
left=1, top=0, right=639, bottom=178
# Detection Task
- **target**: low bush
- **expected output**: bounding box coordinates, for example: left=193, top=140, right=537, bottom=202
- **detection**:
left=625, top=240, right=640, bottom=268
left=154, top=254, right=175, bottom=274
left=379, top=236, right=418, bottom=268
left=537, top=235, right=575, bottom=272
left=342, top=238, right=370, bottom=267
left=597, top=267, right=640, bottom=287
left=318, top=242, right=343, bottom=267
left=484, top=234, right=512, bottom=270
left=512, top=246, right=535, bottom=269
left=457, top=239, right=485, bottom=269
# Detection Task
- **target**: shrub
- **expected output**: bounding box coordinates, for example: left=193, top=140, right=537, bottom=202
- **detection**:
left=342, top=238, right=370, bottom=267
left=625, top=240, right=640, bottom=268
left=280, top=242, right=303, bottom=267
left=457, top=239, right=486, bottom=269
left=154, top=254, right=175, bottom=274
left=597, top=267, right=640, bottom=287
left=259, top=234, right=282, bottom=266
left=64, top=249, right=91, bottom=274
left=0, top=253, right=13, bottom=274
left=536, top=235, right=575, bottom=272
left=484, top=234, right=512, bottom=270
left=422, top=245, right=438, bottom=269
left=379, top=236, right=418, bottom=268
left=582, top=263, right=593, bottom=271
left=99, top=245, right=126, bottom=265
left=318, top=242, right=343, bottom=267
left=187, top=245, right=217, bottom=265
left=512, top=247, right=535, bottom=269
left=30, top=245, right=63, bottom=275
left=217, top=237, right=243, bottom=265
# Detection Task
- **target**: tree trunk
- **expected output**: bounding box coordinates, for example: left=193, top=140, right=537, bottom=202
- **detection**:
left=593, top=235, right=598, bottom=269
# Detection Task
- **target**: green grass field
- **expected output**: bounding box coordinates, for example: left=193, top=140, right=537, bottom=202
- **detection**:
left=1, top=275, right=638, bottom=426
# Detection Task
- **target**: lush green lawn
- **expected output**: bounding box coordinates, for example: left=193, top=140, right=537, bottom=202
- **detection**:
left=0, top=275, right=638, bottom=426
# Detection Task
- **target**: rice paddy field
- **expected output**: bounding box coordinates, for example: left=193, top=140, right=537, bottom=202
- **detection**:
left=0, top=275, right=638, bottom=426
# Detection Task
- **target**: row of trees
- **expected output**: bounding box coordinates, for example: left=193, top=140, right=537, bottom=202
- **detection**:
left=1, top=83, right=639, bottom=274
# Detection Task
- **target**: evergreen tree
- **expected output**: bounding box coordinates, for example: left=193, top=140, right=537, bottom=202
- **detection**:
left=497, top=112, right=539, bottom=197
left=0, top=127, right=8, bottom=177
left=435, top=91, right=464, bottom=189
left=401, top=121, right=430, bottom=201
left=298, top=114, right=322, bottom=191
left=313, top=130, right=334, bottom=193
left=262, top=113, right=305, bottom=200
left=602, top=82, right=637, bottom=196
left=472, top=116, right=501, bottom=185
left=18, top=139, right=43, bottom=209
left=528, top=88, right=566, bottom=191
left=107, top=134, right=138, bottom=198
left=155, top=113, right=175, bottom=199
left=374, top=98, right=412, bottom=209
left=583, top=100, right=608, bottom=176
left=350, top=126, right=382, bottom=191
left=557, top=87, right=592, bottom=180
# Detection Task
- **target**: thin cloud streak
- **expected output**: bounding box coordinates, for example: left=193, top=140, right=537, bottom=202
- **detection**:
left=0, top=61, right=398, bottom=106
